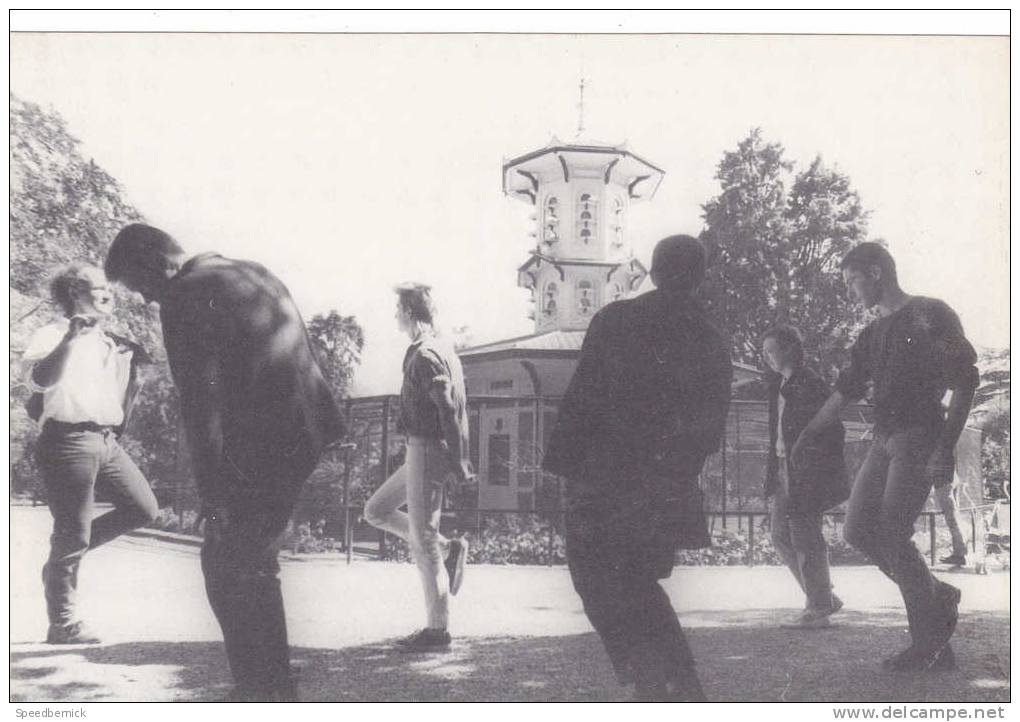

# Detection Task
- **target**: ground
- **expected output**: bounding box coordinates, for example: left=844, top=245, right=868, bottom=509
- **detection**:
left=10, top=506, right=1010, bottom=703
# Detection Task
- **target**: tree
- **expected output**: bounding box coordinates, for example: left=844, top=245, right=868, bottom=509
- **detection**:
left=306, top=310, right=365, bottom=398
left=699, top=129, right=871, bottom=383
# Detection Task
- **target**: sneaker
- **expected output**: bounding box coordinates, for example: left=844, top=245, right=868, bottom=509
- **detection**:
left=929, top=582, right=962, bottom=650
left=395, top=628, right=451, bottom=653
left=46, top=621, right=101, bottom=645
left=940, top=553, right=967, bottom=567
left=883, top=643, right=957, bottom=672
left=445, top=538, right=468, bottom=596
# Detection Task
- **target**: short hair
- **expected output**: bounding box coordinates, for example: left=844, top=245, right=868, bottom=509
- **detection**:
left=105, top=223, right=184, bottom=282
left=651, top=235, right=706, bottom=292
left=839, top=242, right=897, bottom=284
left=50, top=263, right=99, bottom=317
left=394, top=282, right=437, bottom=326
left=761, top=323, right=805, bottom=367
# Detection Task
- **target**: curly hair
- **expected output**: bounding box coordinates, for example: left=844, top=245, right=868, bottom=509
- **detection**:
left=761, top=323, right=806, bottom=367
left=49, top=263, right=100, bottom=317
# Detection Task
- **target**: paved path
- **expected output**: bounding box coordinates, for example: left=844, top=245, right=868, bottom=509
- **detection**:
left=10, top=506, right=1010, bottom=702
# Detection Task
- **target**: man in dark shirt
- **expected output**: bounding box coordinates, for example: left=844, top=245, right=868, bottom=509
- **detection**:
left=105, top=224, right=345, bottom=701
left=543, top=235, right=732, bottom=701
left=793, top=242, right=978, bottom=672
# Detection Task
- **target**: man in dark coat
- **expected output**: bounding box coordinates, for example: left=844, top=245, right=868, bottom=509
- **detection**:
left=543, top=235, right=732, bottom=701
left=762, top=324, right=849, bottom=629
left=105, top=224, right=345, bottom=701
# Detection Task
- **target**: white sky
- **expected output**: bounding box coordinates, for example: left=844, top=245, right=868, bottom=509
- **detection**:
left=10, top=32, right=1009, bottom=394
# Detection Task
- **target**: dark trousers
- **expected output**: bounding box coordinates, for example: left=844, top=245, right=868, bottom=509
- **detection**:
left=566, top=488, right=696, bottom=691
left=201, top=465, right=310, bottom=698
left=36, top=426, right=159, bottom=625
left=770, top=464, right=835, bottom=611
left=843, top=427, right=949, bottom=645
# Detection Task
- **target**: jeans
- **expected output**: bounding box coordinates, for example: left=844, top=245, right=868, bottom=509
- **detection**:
left=932, top=483, right=968, bottom=557
left=843, top=426, right=949, bottom=643
left=565, top=483, right=697, bottom=691
left=201, top=486, right=303, bottom=698
left=364, top=436, right=451, bottom=630
left=770, top=463, right=835, bottom=611
left=36, top=426, right=158, bottom=625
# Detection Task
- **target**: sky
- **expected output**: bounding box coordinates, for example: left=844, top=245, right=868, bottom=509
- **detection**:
left=9, top=32, right=1009, bottom=394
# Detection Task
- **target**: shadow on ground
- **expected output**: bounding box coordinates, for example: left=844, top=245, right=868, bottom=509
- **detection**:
left=10, top=611, right=1010, bottom=703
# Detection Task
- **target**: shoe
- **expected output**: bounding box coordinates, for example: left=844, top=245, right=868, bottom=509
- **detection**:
left=445, top=538, right=468, bottom=596
left=46, top=621, right=101, bottom=645
left=923, top=643, right=957, bottom=672
left=395, top=628, right=451, bottom=652
left=928, top=582, right=962, bottom=650
left=882, top=643, right=957, bottom=672
left=940, top=553, right=967, bottom=567
left=883, top=644, right=925, bottom=671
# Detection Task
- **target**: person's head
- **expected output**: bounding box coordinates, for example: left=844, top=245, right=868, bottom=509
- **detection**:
left=394, top=282, right=437, bottom=338
left=105, top=223, right=186, bottom=304
left=649, top=235, right=706, bottom=294
left=761, top=324, right=805, bottom=376
left=50, top=264, right=115, bottom=318
left=839, top=242, right=898, bottom=309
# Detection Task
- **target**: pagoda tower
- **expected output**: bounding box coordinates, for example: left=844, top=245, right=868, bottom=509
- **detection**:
left=503, top=138, right=664, bottom=332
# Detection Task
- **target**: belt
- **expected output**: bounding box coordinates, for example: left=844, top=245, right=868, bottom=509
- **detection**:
left=43, top=420, right=114, bottom=435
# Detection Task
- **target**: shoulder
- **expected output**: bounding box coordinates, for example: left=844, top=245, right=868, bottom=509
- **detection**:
left=912, top=296, right=960, bottom=327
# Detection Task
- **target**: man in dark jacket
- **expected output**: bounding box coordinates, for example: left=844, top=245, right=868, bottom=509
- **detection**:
left=793, top=242, right=977, bottom=672
left=762, top=324, right=849, bottom=629
left=543, top=235, right=732, bottom=702
left=105, top=224, right=345, bottom=701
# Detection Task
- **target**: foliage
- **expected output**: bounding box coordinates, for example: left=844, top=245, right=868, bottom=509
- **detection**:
left=699, top=128, right=871, bottom=381
left=306, top=310, right=365, bottom=398
left=980, top=405, right=1010, bottom=499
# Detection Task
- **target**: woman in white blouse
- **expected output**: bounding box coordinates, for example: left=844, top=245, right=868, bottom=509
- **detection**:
left=23, top=264, right=158, bottom=645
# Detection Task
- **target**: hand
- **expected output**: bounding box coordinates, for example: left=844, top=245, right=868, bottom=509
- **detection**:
left=66, top=314, right=99, bottom=337
left=447, top=460, right=476, bottom=487
left=926, top=446, right=956, bottom=489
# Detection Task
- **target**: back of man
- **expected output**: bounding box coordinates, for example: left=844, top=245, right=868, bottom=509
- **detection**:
left=160, top=252, right=344, bottom=700
left=161, top=253, right=345, bottom=488
left=543, top=235, right=731, bottom=701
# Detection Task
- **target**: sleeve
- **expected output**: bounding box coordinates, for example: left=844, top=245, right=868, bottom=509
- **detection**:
left=22, top=323, right=67, bottom=391
left=541, top=308, right=610, bottom=479
left=928, top=300, right=980, bottom=391
left=415, top=348, right=452, bottom=392
left=835, top=328, right=871, bottom=402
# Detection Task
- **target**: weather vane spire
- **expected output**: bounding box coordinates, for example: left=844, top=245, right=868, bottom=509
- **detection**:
left=576, top=76, right=586, bottom=138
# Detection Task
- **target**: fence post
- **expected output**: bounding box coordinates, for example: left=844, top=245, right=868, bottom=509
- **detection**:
left=970, top=509, right=976, bottom=553
left=547, top=519, right=554, bottom=567
left=929, top=512, right=937, bottom=566
left=746, top=512, right=755, bottom=566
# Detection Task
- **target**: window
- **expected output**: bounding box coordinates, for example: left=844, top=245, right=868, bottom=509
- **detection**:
left=543, top=196, right=560, bottom=247
left=577, top=192, right=597, bottom=244
left=577, top=280, right=596, bottom=316
left=543, top=282, right=559, bottom=317
left=611, top=197, right=625, bottom=247
left=488, top=434, right=511, bottom=486
left=517, top=491, right=534, bottom=511
left=610, top=282, right=625, bottom=302
left=518, top=412, right=534, bottom=488
left=490, top=380, right=513, bottom=392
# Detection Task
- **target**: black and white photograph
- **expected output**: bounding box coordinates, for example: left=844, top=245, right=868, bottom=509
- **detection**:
left=8, top=10, right=1010, bottom=712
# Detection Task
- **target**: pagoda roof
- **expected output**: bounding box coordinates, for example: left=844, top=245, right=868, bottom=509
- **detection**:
left=502, top=138, right=665, bottom=202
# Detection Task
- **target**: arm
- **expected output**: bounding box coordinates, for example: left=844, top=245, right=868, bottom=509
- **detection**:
left=30, top=317, right=97, bottom=388
left=927, top=302, right=980, bottom=486
left=162, top=303, right=226, bottom=512
left=428, top=378, right=473, bottom=483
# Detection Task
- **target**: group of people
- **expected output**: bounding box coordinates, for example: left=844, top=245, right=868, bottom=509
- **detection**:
left=23, top=223, right=979, bottom=703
